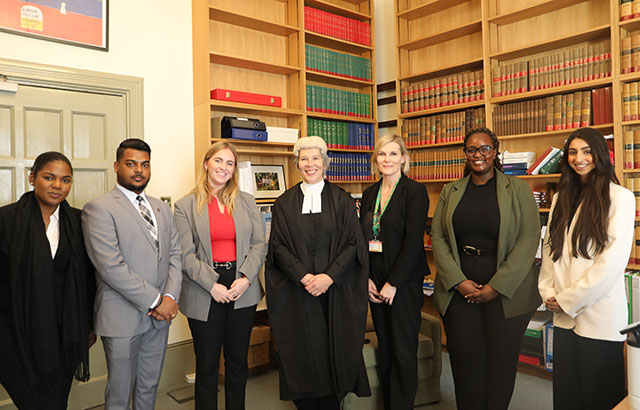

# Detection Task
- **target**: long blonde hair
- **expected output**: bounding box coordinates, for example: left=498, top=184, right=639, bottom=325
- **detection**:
left=195, top=141, right=240, bottom=215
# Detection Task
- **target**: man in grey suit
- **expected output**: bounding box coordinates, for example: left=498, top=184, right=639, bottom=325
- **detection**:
left=82, top=138, right=182, bottom=410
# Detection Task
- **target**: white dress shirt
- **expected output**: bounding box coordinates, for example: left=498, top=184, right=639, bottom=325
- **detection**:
left=300, top=180, right=325, bottom=214
left=46, top=205, right=60, bottom=258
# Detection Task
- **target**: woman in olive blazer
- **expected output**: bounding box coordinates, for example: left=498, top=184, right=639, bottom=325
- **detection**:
left=431, top=128, right=541, bottom=410
left=174, top=141, right=266, bottom=410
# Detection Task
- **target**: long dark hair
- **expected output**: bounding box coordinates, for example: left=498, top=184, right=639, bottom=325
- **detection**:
left=548, top=127, right=618, bottom=261
left=463, top=127, right=503, bottom=176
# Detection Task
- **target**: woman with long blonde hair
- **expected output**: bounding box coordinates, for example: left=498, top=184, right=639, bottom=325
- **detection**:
left=174, top=141, right=267, bottom=410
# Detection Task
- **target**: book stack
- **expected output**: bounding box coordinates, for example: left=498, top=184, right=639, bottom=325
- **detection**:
left=408, top=148, right=466, bottom=181
left=493, top=87, right=612, bottom=136
left=526, top=146, right=564, bottom=175
left=624, top=270, right=640, bottom=325
left=519, top=312, right=552, bottom=368
left=532, top=191, right=549, bottom=209
left=307, top=118, right=374, bottom=150
left=620, top=0, right=640, bottom=20
left=492, top=40, right=611, bottom=97
left=400, top=70, right=484, bottom=113
left=622, top=81, right=640, bottom=121
left=543, top=322, right=553, bottom=372
left=621, top=35, right=640, bottom=74
left=624, top=177, right=640, bottom=216
left=401, top=107, right=485, bottom=146
left=327, top=152, right=372, bottom=182
left=304, top=7, right=371, bottom=46
left=306, top=85, right=371, bottom=118
left=501, top=151, right=536, bottom=176
left=305, top=45, right=371, bottom=81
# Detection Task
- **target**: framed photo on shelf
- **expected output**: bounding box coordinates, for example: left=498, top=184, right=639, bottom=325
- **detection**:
left=252, top=165, right=286, bottom=199
left=0, top=0, right=109, bottom=51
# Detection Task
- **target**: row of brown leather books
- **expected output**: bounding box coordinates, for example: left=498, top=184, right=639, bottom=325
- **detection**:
left=492, top=40, right=611, bottom=97
left=623, top=129, right=640, bottom=170
left=400, top=70, right=484, bottom=114
left=623, top=81, right=640, bottom=121
left=624, top=177, right=640, bottom=218
left=620, top=0, right=640, bottom=21
left=407, top=148, right=466, bottom=181
left=621, top=35, right=640, bottom=74
left=401, top=108, right=485, bottom=147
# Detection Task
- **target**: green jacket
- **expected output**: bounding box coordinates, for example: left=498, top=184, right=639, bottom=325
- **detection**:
left=431, top=170, right=542, bottom=318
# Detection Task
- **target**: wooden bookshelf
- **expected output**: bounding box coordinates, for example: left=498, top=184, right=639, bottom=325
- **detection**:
left=193, top=0, right=377, bottom=191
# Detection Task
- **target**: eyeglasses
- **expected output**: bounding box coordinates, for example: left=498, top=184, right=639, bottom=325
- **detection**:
left=463, top=145, right=494, bottom=157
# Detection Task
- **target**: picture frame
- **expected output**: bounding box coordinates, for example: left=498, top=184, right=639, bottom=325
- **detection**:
left=0, top=0, right=109, bottom=51
left=252, top=165, right=286, bottom=199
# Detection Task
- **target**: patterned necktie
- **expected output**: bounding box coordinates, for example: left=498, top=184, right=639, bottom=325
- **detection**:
left=137, top=195, right=159, bottom=250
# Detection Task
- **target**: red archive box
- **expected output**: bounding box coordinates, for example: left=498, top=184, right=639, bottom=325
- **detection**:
left=210, top=89, right=282, bottom=108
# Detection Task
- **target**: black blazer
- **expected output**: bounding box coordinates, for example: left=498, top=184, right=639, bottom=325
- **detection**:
left=360, top=175, right=429, bottom=286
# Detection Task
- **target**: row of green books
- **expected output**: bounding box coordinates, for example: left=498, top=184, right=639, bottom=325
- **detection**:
left=306, top=85, right=371, bottom=118
left=305, top=44, right=371, bottom=81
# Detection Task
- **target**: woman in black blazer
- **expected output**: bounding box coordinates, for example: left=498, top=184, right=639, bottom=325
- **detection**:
left=359, top=134, right=429, bottom=410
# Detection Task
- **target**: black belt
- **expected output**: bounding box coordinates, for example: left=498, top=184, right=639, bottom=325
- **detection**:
left=212, top=261, right=236, bottom=269
left=459, top=245, right=496, bottom=256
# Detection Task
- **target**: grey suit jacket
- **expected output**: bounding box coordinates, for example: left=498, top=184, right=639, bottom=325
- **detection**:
left=82, top=187, right=182, bottom=337
left=174, top=192, right=267, bottom=321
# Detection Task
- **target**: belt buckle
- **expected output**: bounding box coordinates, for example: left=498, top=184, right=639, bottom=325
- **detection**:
left=463, top=245, right=479, bottom=256
left=214, top=261, right=232, bottom=269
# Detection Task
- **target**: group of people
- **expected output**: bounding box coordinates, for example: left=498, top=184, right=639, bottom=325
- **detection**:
left=0, top=125, right=631, bottom=410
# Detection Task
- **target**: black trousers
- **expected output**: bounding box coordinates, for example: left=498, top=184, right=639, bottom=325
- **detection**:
left=443, top=292, right=533, bottom=410
left=187, top=265, right=257, bottom=410
left=369, top=277, right=423, bottom=410
left=293, top=395, right=340, bottom=410
left=0, top=325, right=74, bottom=410
left=553, top=327, right=626, bottom=410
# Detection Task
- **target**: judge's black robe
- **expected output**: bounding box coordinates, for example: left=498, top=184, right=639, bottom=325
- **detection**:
left=266, top=181, right=371, bottom=400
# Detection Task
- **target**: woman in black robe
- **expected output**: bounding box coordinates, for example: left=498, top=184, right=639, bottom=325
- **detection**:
left=0, top=151, right=95, bottom=409
left=266, top=136, right=370, bottom=410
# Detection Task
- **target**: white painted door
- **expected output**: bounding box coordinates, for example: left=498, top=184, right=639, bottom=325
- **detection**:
left=0, top=85, right=125, bottom=208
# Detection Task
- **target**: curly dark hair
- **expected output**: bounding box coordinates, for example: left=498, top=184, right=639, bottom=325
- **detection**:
left=462, top=127, right=503, bottom=176
left=32, top=151, right=73, bottom=176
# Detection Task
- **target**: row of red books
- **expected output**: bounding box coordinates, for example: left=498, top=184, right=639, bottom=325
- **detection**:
left=304, top=6, right=371, bottom=46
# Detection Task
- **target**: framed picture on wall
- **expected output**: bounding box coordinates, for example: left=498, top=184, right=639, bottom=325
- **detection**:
left=252, top=165, right=286, bottom=199
left=0, top=0, right=109, bottom=51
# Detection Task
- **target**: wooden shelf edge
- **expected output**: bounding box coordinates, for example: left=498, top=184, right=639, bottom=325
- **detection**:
left=305, top=0, right=372, bottom=20
left=399, top=100, right=485, bottom=118
left=627, top=264, right=640, bottom=270
left=488, top=0, right=587, bottom=26
left=498, top=123, right=614, bottom=140
left=516, top=173, right=561, bottom=179
left=236, top=149, right=294, bottom=156
left=210, top=100, right=304, bottom=117
left=399, top=19, right=482, bottom=51
left=622, top=120, right=640, bottom=126
left=619, top=15, right=640, bottom=31
left=211, top=138, right=295, bottom=147
left=490, top=24, right=610, bottom=61
left=306, top=70, right=374, bottom=87
left=406, top=141, right=464, bottom=149
left=620, top=71, right=640, bottom=83
left=622, top=169, right=640, bottom=173
left=489, top=77, right=612, bottom=105
left=210, top=51, right=301, bottom=75
left=307, top=112, right=377, bottom=123
left=399, top=58, right=483, bottom=83
left=539, top=208, right=551, bottom=212
left=304, top=31, right=373, bottom=52
left=414, top=177, right=458, bottom=183
left=209, top=6, right=299, bottom=36
left=397, top=0, right=472, bottom=21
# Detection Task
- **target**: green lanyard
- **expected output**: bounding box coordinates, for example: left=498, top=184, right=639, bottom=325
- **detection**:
left=373, top=178, right=399, bottom=239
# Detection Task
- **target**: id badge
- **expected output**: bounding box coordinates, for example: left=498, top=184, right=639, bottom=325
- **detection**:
left=369, top=240, right=383, bottom=253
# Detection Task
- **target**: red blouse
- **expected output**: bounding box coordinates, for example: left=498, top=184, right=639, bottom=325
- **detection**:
left=208, top=198, right=236, bottom=262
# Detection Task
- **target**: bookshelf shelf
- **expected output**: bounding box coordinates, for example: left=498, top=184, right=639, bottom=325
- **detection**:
left=489, top=77, right=613, bottom=105
left=305, top=31, right=373, bottom=54
left=306, top=70, right=373, bottom=88
left=307, top=112, right=377, bottom=123
left=236, top=148, right=295, bottom=156
left=398, top=20, right=482, bottom=51
left=397, top=0, right=472, bottom=20
left=516, top=174, right=561, bottom=179
left=622, top=120, right=640, bottom=126
left=210, top=101, right=304, bottom=117
left=628, top=264, right=640, bottom=270
left=399, top=58, right=483, bottom=83
left=489, top=24, right=611, bottom=61
left=210, top=52, right=301, bottom=75
left=305, top=0, right=372, bottom=20
left=399, top=100, right=485, bottom=119
left=498, top=124, right=614, bottom=141
left=622, top=169, right=640, bottom=174
left=619, top=16, right=640, bottom=32
left=538, top=208, right=551, bottom=212
left=211, top=138, right=295, bottom=147
left=415, top=177, right=457, bottom=183
left=406, top=141, right=464, bottom=149
left=619, top=71, right=640, bottom=83
left=487, top=0, right=588, bottom=26
left=209, top=6, right=300, bottom=36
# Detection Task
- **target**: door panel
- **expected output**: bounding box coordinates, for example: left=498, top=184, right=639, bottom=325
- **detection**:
left=0, top=85, right=125, bottom=208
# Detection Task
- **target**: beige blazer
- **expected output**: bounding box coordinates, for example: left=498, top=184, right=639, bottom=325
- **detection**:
left=539, top=183, right=635, bottom=342
left=174, top=192, right=267, bottom=320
